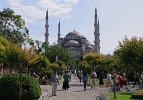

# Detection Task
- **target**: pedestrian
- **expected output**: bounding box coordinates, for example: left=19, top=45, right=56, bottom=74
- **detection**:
left=116, top=74, right=124, bottom=89
left=68, top=70, right=71, bottom=81
left=99, top=71, right=104, bottom=85
left=82, top=72, right=88, bottom=91
left=141, top=72, right=143, bottom=89
left=132, top=73, right=141, bottom=88
left=63, top=70, right=70, bottom=90
left=90, top=71, right=97, bottom=89
left=78, top=71, right=82, bottom=83
left=122, top=72, right=128, bottom=90
left=50, top=72, right=59, bottom=96
left=74, top=69, right=76, bottom=76
left=106, top=71, right=112, bottom=87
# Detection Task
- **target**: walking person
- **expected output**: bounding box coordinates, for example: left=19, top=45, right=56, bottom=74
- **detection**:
left=122, top=72, right=128, bottom=90
left=132, top=73, right=141, bottom=88
left=63, top=70, right=70, bottom=90
left=82, top=72, right=88, bottom=91
left=50, top=72, right=59, bottom=96
left=106, top=71, right=112, bottom=87
left=78, top=71, right=82, bottom=83
left=116, top=74, right=124, bottom=91
left=141, top=72, right=143, bottom=89
left=90, top=71, right=97, bottom=89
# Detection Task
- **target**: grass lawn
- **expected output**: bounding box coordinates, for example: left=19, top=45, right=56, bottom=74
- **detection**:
left=107, top=92, right=134, bottom=100
left=0, top=74, right=3, bottom=79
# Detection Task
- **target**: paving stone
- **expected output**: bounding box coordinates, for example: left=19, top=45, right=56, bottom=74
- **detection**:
left=47, top=75, right=101, bottom=100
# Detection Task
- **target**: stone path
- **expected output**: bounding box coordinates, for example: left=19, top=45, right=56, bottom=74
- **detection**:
left=47, top=75, right=104, bottom=100
left=40, top=75, right=140, bottom=100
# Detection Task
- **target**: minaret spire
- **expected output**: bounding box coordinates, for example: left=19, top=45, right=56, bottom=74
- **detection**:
left=95, top=8, right=97, bottom=23
left=97, top=18, right=100, bottom=32
left=94, top=8, right=100, bottom=53
left=45, top=9, right=49, bottom=45
left=57, top=20, right=61, bottom=44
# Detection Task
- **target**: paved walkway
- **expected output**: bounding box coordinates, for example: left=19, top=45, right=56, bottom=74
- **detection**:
left=40, top=76, right=140, bottom=100
left=44, top=75, right=107, bottom=100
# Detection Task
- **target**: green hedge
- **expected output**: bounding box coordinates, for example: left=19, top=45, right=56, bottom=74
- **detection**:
left=0, top=73, right=41, bottom=100
left=41, top=69, right=53, bottom=79
left=131, top=91, right=143, bottom=99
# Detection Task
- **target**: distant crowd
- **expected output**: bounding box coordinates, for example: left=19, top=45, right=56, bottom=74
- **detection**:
left=30, top=69, right=143, bottom=96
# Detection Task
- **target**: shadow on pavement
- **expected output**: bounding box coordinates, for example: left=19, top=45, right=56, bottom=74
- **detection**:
left=57, top=89, right=64, bottom=91
left=70, top=83, right=83, bottom=87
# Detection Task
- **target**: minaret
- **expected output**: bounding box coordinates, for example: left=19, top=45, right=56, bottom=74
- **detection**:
left=94, top=8, right=100, bottom=53
left=45, top=9, right=49, bottom=45
left=57, top=21, right=61, bottom=45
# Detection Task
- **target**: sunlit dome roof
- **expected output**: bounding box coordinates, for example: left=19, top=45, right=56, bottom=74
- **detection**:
left=66, top=30, right=83, bottom=37
left=86, top=46, right=93, bottom=49
left=66, top=40, right=79, bottom=44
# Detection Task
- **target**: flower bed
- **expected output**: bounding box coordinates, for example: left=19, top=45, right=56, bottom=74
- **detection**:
left=131, top=91, right=143, bottom=99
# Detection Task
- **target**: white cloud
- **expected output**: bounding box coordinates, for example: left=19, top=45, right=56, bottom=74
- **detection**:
left=7, top=0, right=80, bottom=23
left=64, top=0, right=80, bottom=5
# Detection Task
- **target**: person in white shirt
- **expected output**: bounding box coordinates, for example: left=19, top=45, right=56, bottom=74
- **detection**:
left=50, top=72, right=59, bottom=96
left=106, top=72, right=112, bottom=87
left=90, top=71, right=97, bottom=89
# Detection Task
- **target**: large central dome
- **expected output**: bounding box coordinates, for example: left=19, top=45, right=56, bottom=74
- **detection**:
left=66, top=30, right=83, bottom=37
left=58, top=29, right=95, bottom=57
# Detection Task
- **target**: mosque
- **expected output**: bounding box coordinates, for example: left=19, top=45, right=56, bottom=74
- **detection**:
left=44, top=8, right=100, bottom=57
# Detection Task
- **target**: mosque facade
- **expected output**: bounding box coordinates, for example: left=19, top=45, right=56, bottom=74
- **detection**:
left=44, top=8, right=100, bottom=57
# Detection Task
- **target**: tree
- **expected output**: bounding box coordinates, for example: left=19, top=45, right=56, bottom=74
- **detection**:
left=55, top=60, right=66, bottom=74
left=34, top=55, right=51, bottom=72
left=0, top=8, right=29, bottom=45
left=113, top=36, right=143, bottom=73
left=83, top=52, right=100, bottom=71
left=78, top=61, right=90, bottom=73
left=67, top=56, right=79, bottom=69
left=2, top=42, right=26, bottom=72
left=50, top=63, right=59, bottom=71
left=23, top=47, right=39, bottom=73
left=0, top=36, right=11, bottom=73
left=45, top=44, right=72, bottom=64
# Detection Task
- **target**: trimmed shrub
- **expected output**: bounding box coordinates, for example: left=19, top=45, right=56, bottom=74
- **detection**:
left=41, top=69, right=53, bottom=79
left=131, top=91, right=143, bottom=99
left=0, top=73, right=41, bottom=100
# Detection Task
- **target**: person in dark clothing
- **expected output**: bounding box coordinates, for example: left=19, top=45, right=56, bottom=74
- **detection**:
left=99, top=71, right=103, bottom=85
left=78, top=71, right=82, bottom=83
left=82, top=72, right=88, bottom=91
left=63, top=71, right=70, bottom=90
left=132, top=73, right=141, bottom=88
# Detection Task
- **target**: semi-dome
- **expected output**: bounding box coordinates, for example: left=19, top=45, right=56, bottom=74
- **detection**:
left=66, top=40, right=79, bottom=45
left=82, top=40, right=94, bottom=45
left=66, top=30, right=83, bottom=37
left=86, top=46, right=93, bottom=49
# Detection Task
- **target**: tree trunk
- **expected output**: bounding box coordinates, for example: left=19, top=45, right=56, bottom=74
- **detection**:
left=19, top=66, right=22, bottom=100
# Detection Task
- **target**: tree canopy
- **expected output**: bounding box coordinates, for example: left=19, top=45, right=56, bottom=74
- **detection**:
left=0, top=8, right=29, bottom=45
left=45, top=44, right=72, bottom=64
left=113, top=36, right=143, bottom=72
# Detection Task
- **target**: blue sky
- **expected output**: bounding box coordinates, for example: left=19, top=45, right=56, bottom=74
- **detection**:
left=1, top=0, right=143, bottom=54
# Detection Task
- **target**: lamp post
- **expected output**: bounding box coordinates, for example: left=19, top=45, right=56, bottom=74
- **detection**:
left=113, top=71, right=117, bottom=99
